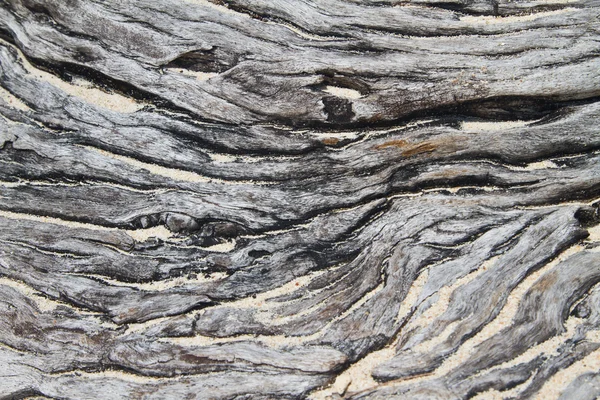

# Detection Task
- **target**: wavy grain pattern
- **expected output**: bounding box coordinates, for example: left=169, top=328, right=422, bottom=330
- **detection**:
left=0, top=0, right=599, bottom=399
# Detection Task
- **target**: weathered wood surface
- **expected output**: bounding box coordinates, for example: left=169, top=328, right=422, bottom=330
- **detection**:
left=0, top=0, right=599, bottom=398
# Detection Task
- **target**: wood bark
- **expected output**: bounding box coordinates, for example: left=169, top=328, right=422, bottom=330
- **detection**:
left=0, top=0, right=599, bottom=398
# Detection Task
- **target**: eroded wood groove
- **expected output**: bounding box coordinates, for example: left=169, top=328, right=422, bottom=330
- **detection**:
left=0, top=0, right=599, bottom=398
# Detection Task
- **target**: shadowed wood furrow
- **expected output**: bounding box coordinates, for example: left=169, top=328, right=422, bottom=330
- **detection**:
left=0, top=0, right=599, bottom=399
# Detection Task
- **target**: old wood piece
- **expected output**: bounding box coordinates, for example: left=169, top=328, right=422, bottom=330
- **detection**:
left=0, top=0, right=599, bottom=398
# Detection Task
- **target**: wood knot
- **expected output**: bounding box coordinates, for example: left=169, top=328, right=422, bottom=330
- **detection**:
left=322, top=96, right=355, bottom=123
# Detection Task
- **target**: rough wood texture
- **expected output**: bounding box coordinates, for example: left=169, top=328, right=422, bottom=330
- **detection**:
left=0, top=0, right=599, bottom=398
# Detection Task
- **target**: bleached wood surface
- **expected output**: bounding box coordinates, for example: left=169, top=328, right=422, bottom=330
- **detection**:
left=0, top=0, right=599, bottom=398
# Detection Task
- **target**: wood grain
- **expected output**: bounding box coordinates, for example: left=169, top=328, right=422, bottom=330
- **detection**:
left=0, top=0, right=599, bottom=398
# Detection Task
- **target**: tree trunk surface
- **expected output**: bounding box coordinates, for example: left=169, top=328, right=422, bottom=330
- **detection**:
left=0, top=0, right=599, bottom=398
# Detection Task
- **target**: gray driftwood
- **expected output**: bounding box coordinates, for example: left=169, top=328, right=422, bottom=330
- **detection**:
left=0, top=0, right=599, bottom=399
